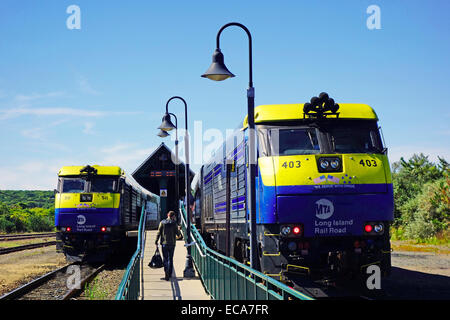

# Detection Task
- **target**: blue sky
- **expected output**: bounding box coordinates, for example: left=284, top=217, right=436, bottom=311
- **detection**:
left=0, top=0, right=449, bottom=189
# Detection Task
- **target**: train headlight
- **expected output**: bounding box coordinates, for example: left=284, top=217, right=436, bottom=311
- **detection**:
left=317, top=156, right=342, bottom=172
left=319, top=159, right=329, bottom=170
left=330, top=159, right=340, bottom=169
left=281, top=226, right=291, bottom=236
left=364, top=222, right=385, bottom=234
left=374, top=223, right=384, bottom=233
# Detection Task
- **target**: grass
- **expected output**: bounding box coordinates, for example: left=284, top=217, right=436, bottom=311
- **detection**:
left=0, top=237, right=54, bottom=248
left=390, top=227, right=449, bottom=244
left=84, top=278, right=109, bottom=300
left=390, top=227, right=450, bottom=254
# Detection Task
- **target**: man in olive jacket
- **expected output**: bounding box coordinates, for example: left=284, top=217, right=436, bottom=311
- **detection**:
left=155, top=211, right=182, bottom=280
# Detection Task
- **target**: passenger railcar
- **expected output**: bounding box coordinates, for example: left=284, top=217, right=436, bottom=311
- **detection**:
left=55, top=165, right=160, bottom=261
left=192, top=93, right=393, bottom=279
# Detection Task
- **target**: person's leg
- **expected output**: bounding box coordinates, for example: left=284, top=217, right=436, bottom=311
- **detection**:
left=167, top=245, right=176, bottom=277
left=161, top=245, right=170, bottom=279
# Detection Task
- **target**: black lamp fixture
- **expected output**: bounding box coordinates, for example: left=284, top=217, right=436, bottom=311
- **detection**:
left=157, top=129, right=169, bottom=138
left=158, top=113, right=177, bottom=132
left=201, top=49, right=235, bottom=81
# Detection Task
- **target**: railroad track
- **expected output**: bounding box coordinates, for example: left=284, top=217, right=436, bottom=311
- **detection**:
left=0, top=263, right=105, bottom=300
left=0, top=241, right=57, bottom=255
left=288, top=275, right=380, bottom=300
left=0, top=232, right=56, bottom=242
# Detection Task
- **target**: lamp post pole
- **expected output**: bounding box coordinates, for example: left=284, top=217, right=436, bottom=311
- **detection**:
left=163, top=96, right=195, bottom=278
left=202, top=22, right=259, bottom=270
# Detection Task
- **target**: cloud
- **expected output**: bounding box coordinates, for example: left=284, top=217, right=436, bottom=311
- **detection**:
left=0, top=107, right=106, bottom=120
left=21, top=127, right=45, bottom=140
left=82, top=122, right=95, bottom=135
left=14, top=91, right=65, bottom=102
left=0, top=142, right=157, bottom=189
left=0, top=107, right=142, bottom=120
left=0, top=160, right=67, bottom=190
left=99, top=143, right=155, bottom=169
left=78, top=76, right=100, bottom=95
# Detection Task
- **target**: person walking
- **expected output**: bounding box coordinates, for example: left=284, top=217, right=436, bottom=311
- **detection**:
left=155, top=211, right=182, bottom=280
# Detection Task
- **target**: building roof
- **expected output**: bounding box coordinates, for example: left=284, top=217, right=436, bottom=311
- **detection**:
left=132, top=143, right=195, bottom=178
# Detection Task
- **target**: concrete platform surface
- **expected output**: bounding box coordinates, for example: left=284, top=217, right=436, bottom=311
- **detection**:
left=140, top=230, right=210, bottom=300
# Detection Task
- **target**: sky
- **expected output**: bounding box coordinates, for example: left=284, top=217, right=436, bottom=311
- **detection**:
left=0, top=0, right=449, bottom=190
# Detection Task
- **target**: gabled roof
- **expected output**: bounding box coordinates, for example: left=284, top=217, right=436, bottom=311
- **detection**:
left=132, top=142, right=194, bottom=177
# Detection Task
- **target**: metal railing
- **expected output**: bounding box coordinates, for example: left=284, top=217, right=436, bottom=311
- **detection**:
left=115, top=206, right=147, bottom=300
left=179, top=205, right=313, bottom=300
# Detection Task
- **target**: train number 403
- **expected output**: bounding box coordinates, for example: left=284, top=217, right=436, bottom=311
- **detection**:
left=359, top=159, right=377, bottom=167
left=281, top=161, right=301, bottom=169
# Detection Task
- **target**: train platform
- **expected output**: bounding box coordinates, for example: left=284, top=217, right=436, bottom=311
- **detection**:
left=140, top=230, right=211, bottom=300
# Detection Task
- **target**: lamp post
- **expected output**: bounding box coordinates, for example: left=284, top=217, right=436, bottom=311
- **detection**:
left=201, top=22, right=259, bottom=270
left=158, top=96, right=195, bottom=278
left=157, top=113, right=179, bottom=220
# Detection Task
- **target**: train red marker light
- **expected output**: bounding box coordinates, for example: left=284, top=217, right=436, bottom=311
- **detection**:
left=66, top=227, right=71, bottom=232
left=364, top=224, right=373, bottom=233
left=100, top=227, right=107, bottom=232
left=293, top=226, right=301, bottom=235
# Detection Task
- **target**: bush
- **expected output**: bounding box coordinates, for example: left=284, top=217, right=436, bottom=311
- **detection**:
left=392, top=154, right=449, bottom=241
left=0, top=215, right=16, bottom=233
left=0, top=202, right=55, bottom=233
left=26, top=208, right=54, bottom=232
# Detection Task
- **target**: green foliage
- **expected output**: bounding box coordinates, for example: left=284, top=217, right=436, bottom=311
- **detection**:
left=0, top=191, right=55, bottom=233
left=392, top=154, right=449, bottom=241
left=0, top=190, right=54, bottom=209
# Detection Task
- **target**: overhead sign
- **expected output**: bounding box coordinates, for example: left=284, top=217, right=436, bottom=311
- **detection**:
left=150, top=170, right=175, bottom=177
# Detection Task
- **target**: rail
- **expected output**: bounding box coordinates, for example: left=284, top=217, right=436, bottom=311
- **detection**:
left=179, top=205, right=313, bottom=300
left=115, top=205, right=147, bottom=300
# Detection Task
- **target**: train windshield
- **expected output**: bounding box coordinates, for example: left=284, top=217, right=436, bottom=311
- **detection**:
left=60, top=178, right=86, bottom=193
left=268, top=128, right=320, bottom=155
left=260, top=120, right=384, bottom=155
left=59, top=176, right=118, bottom=193
left=91, top=177, right=118, bottom=193
left=322, top=121, right=384, bottom=154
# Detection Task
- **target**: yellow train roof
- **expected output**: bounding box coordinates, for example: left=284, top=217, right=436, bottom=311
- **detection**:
left=243, top=103, right=378, bottom=128
left=58, top=165, right=124, bottom=176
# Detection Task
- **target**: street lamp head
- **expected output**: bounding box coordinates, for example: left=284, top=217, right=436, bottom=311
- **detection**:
left=158, top=113, right=176, bottom=132
left=201, top=48, right=235, bottom=81
left=157, top=129, right=169, bottom=138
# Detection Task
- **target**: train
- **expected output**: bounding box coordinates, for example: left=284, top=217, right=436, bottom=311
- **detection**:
left=192, top=92, right=394, bottom=280
left=55, top=165, right=160, bottom=261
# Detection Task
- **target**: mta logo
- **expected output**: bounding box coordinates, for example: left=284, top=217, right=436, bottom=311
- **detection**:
left=77, top=215, right=86, bottom=225
left=315, top=199, right=334, bottom=220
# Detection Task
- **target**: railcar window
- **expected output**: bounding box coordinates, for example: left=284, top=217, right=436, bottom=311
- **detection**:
left=91, top=177, right=117, bottom=193
left=61, top=178, right=86, bottom=193
left=269, top=128, right=320, bottom=155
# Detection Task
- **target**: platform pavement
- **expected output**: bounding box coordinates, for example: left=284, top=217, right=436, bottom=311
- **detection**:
left=140, top=230, right=211, bottom=300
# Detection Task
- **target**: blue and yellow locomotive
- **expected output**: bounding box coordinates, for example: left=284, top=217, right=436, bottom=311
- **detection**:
left=55, top=165, right=160, bottom=261
left=192, top=93, right=393, bottom=279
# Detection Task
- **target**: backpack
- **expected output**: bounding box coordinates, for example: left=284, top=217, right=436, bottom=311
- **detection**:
left=148, top=247, right=163, bottom=268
